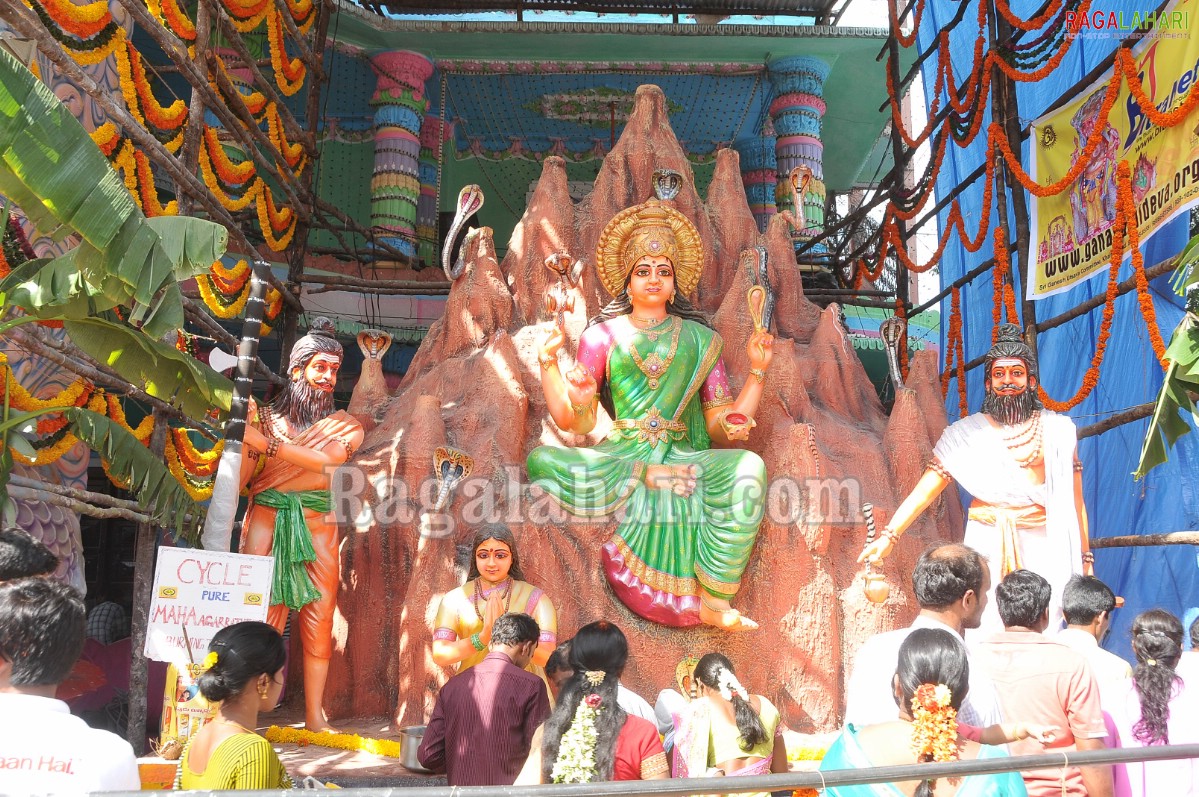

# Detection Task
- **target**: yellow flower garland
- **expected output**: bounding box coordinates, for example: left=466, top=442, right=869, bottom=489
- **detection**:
left=264, top=726, right=401, bottom=758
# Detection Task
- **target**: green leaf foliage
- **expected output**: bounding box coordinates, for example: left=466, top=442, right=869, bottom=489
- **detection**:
left=1134, top=312, right=1199, bottom=479
left=65, top=407, right=202, bottom=540
left=0, top=47, right=134, bottom=249
left=63, top=318, right=232, bottom=422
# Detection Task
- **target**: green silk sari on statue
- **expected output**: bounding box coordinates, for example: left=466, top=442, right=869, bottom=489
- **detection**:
left=527, top=315, right=766, bottom=626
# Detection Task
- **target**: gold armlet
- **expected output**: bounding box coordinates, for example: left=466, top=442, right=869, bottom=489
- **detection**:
left=539, top=354, right=559, bottom=370
left=1073, top=460, right=1084, bottom=472
left=749, top=367, right=767, bottom=383
left=570, top=398, right=595, bottom=416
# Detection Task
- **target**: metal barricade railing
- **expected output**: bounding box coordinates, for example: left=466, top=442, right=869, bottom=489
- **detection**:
left=123, top=742, right=1199, bottom=796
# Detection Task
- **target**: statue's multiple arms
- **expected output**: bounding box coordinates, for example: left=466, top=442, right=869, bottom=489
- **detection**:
left=705, top=330, right=774, bottom=445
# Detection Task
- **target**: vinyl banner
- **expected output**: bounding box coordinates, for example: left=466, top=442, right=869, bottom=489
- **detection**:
left=1028, top=0, right=1199, bottom=299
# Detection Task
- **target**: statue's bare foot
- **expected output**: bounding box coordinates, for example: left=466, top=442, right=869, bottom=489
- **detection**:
left=644, top=464, right=699, bottom=497
left=305, top=718, right=340, bottom=735
left=699, top=595, right=758, bottom=632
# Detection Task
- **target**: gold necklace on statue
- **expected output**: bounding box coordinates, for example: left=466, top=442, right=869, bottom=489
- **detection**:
left=628, top=316, right=681, bottom=389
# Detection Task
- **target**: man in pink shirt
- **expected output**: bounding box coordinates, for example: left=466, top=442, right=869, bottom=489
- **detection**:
left=975, top=569, right=1113, bottom=797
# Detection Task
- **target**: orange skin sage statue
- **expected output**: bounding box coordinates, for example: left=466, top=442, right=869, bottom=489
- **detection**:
left=238, top=318, right=364, bottom=732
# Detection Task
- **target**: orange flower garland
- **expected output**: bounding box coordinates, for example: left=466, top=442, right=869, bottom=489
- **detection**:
left=266, top=104, right=306, bottom=171
left=994, top=0, right=1062, bottom=30
left=910, top=683, right=959, bottom=766
left=266, top=4, right=306, bottom=96
left=887, top=0, right=924, bottom=49
left=133, top=151, right=178, bottom=216
left=28, top=0, right=112, bottom=41
left=1123, top=173, right=1168, bottom=367
left=256, top=187, right=297, bottom=251
left=146, top=0, right=196, bottom=42
left=941, top=287, right=968, bottom=416
left=221, top=0, right=272, bottom=32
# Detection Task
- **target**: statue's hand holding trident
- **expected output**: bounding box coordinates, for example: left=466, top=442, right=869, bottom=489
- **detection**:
left=540, top=252, right=598, bottom=435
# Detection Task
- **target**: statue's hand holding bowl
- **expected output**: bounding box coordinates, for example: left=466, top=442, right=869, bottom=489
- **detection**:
left=747, top=330, right=774, bottom=371
left=564, top=365, right=598, bottom=408
left=857, top=535, right=894, bottom=565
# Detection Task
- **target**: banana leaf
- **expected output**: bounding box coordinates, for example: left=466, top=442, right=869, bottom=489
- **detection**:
left=0, top=406, right=202, bottom=540
left=63, top=318, right=233, bottom=422
left=0, top=48, right=228, bottom=338
left=0, top=47, right=134, bottom=249
left=1134, top=310, right=1199, bottom=479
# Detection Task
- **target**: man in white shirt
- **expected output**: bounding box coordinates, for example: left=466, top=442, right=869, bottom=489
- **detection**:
left=1055, top=575, right=1131, bottom=691
left=844, top=542, right=1003, bottom=728
left=0, top=577, right=140, bottom=792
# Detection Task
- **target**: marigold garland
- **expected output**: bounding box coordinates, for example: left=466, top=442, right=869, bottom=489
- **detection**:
left=28, top=0, right=113, bottom=41
left=266, top=4, right=306, bottom=96
left=995, top=0, right=1062, bottom=30
left=910, top=683, right=959, bottom=767
left=256, top=187, right=297, bottom=251
left=221, top=0, right=272, bottom=32
left=1123, top=172, right=1168, bottom=367
left=27, top=0, right=124, bottom=66
left=266, top=104, right=306, bottom=171
left=146, top=0, right=196, bottom=42
left=133, top=151, right=178, bottom=217
left=263, top=726, right=401, bottom=758
left=940, top=288, right=968, bottom=416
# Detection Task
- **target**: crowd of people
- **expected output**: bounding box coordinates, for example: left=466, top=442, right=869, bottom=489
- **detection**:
left=2, top=524, right=1198, bottom=794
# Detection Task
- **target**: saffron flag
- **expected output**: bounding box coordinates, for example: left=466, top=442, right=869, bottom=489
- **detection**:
left=1028, top=0, right=1198, bottom=298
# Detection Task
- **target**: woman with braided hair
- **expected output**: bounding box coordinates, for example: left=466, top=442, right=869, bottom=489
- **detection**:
left=820, top=629, right=1027, bottom=796
left=1110, top=609, right=1199, bottom=796
left=670, top=652, right=787, bottom=795
left=515, top=621, right=667, bottom=784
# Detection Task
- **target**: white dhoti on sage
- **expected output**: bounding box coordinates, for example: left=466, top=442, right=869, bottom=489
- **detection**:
left=933, top=411, right=1083, bottom=636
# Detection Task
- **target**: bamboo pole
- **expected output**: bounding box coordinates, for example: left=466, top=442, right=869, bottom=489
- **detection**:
left=6, top=485, right=151, bottom=524
left=1077, top=402, right=1155, bottom=439
left=9, top=474, right=154, bottom=513
left=1091, top=532, right=1199, bottom=549
left=181, top=299, right=288, bottom=389
left=176, top=0, right=210, bottom=217
left=127, top=414, right=168, bottom=753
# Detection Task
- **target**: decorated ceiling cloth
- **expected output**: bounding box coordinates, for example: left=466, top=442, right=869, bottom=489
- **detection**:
left=914, top=0, right=1198, bottom=657
left=440, top=69, right=769, bottom=163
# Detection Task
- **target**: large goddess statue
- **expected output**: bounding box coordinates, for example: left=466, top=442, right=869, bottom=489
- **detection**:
left=528, top=197, right=773, bottom=631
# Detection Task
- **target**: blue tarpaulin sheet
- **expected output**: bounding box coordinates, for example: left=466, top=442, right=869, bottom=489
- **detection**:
left=916, top=0, right=1199, bottom=659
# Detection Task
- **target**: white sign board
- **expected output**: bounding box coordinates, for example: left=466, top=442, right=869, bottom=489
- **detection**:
left=144, top=548, right=274, bottom=665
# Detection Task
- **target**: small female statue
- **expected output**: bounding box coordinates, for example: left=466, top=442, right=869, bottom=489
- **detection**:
left=431, top=524, right=557, bottom=673
left=528, top=197, right=773, bottom=631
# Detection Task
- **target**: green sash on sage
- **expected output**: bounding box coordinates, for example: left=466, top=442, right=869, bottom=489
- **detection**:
left=254, top=488, right=331, bottom=611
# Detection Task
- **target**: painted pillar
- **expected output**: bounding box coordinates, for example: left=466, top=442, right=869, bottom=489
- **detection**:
left=415, top=113, right=440, bottom=266
left=767, top=56, right=831, bottom=244
left=734, top=129, right=777, bottom=233
left=368, top=51, right=433, bottom=262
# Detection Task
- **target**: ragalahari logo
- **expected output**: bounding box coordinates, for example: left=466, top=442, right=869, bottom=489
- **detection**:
left=1066, top=8, right=1191, bottom=38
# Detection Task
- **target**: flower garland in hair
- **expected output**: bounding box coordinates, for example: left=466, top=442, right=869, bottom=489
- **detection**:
left=717, top=668, right=747, bottom=701
left=552, top=693, right=603, bottom=784
left=910, top=683, right=959, bottom=781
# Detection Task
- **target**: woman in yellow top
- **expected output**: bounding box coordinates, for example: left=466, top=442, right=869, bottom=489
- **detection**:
left=175, top=622, right=292, bottom=790
left=432, top=524, right=557, bottom=673
left=670, top=652, right=787, bottom=796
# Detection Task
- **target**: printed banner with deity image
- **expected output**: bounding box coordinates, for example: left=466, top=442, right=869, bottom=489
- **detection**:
left=1028, top=0, right=1199, bottom=299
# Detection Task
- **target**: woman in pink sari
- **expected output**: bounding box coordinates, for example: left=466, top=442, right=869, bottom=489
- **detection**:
left=671, top=652, right=787, bottom=795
